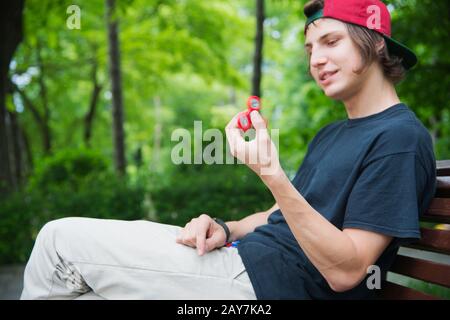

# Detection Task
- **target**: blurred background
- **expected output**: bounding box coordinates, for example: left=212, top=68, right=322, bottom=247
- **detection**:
left=0, top=0, right=449, bottom=299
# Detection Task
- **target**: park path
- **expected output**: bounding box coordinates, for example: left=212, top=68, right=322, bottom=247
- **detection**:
left=0, top=264, right=24, bottom=300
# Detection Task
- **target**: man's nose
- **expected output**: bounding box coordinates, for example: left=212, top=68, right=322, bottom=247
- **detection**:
left=310, top=51, right=328, bottom=69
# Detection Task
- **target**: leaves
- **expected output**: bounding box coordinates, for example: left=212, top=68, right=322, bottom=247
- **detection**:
left=2, top=0, right=448, bottom=265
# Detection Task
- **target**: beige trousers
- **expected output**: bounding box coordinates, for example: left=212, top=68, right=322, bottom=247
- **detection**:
left=20, top=217, right=256, bottom=300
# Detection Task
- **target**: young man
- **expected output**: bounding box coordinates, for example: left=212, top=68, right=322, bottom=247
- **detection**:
left=21, top=0, right=436, bottom=300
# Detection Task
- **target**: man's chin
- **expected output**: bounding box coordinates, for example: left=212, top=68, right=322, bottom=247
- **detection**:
left=323, top=86, right=344, bottom=100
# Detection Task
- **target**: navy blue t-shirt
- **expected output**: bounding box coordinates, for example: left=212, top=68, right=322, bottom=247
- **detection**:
left=237, top=103, right=436, bottom=299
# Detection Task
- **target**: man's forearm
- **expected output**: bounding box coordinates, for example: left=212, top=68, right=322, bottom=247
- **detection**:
left=261, top=169, right=363, bottom=291
left=226, top=209, right=272, bottom=242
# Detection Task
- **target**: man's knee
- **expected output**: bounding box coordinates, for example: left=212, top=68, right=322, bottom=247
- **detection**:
left=37, top=217, right=84, bottom=247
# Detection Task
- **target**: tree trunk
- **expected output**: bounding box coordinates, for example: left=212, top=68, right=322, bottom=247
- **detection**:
left=8, top=110, right=22, bottom=189
left=0, top=0, right=25, bottom=194
left=36, top=40, right=52, bottom=155
left=252, top=0, right=265, bottom=97
left=0, top=87, right=12, bottom=193
left=84, top=59, right=102, bottom=147
left=106, top=0, right=126, bottom=175
left=12, top=81, right=51, bottom=157
left=152, top=95, right=162, bottom=170
left=20, top=125, right=33, bottom=176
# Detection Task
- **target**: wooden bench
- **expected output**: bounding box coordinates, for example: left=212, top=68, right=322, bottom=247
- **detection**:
left=379, top=160, right=450, bottom=299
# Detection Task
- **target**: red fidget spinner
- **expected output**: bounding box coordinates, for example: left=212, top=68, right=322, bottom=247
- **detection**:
left=237, top=96, right=261, bottom=132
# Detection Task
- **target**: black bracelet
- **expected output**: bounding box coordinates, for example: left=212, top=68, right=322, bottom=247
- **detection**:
left=213, top=218, right=231, bottom=244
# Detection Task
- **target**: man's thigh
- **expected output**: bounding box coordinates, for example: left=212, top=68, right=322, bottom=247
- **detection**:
left=51, top=217, right=255, bottom=299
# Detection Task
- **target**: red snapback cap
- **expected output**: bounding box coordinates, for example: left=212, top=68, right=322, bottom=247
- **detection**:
left=304, top=0, right=417, bottom=70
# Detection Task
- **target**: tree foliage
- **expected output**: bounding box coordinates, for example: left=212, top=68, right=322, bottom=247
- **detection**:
left=1, top=0, right=448, bottom=268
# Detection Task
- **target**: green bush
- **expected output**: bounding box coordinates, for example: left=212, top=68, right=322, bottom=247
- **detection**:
left=149, top=164, right=274, bottom=226
left=0, top=149, right=277, bottom=264
left=0, top=150, right=148, bottom=265
left=0, top=192, right=37, bottom=264
left=29, top=148, right=108, bottom=191
left=0, top=174, right=148, bottom=265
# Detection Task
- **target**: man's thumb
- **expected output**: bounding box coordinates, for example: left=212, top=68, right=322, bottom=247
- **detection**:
left=249, top=110, right=266, bottom=130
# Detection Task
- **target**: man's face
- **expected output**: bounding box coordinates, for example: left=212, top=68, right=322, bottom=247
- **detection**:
left=305, top=18, right=368, bottom=100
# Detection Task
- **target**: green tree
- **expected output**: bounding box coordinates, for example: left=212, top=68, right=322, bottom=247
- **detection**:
left=0, top=1, right=25, bottom=194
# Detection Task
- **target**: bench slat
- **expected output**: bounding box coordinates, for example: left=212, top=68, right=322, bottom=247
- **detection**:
left=421, top=215, right=450, bottom=224
left=437, top=160, right=450, bottom=176
left=379, top=281, right=439, bottom=300
left=406, top=228, right=450, bottom=255
left=382, top=160, right=450, bottom=299
left=389, top=255, right=450, bottom=287
left=426, top=198, right=450, bottom=216
left=423, top=198, right=450, bottom=223
left=436, top=177, right=450, bottom=198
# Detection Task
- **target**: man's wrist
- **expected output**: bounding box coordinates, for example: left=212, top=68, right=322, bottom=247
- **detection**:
left=261, top=165, right=287, bottom=189
left=225, top=221, right=239, bottom=242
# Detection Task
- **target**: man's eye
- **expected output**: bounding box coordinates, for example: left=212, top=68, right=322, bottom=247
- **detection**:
left=327, top=40, right=338, bottom=46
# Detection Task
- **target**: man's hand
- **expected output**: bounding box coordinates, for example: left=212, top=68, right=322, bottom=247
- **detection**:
left=175, top=214, right=227, bottom=256
left=225, top=110, right=281, bottom=177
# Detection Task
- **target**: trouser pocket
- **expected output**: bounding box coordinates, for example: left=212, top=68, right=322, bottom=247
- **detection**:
left=55, top=254, right=90, bottom=294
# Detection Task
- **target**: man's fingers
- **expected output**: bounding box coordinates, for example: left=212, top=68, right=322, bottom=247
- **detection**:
left=225, top=116, right=246, bottom=159
left=196, top=235, right=206, bottom=256
left=249, top=111, right=271, bottom=142
left=205, top=232, right=224, bottom=253
left=225, top=113, right=245, bottom=140
left=225, top=112, right=242, bottom=130
left=195, top=220, right=211, bottom=256
left=226, top=128, right=243, bottom=154
left=175, top=229, right=184, bottom=243
left=175, top=227, right=197, bottom=248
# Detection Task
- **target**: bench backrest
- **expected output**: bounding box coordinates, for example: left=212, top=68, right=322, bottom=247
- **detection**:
left=381, top=160, right=450, bottom=299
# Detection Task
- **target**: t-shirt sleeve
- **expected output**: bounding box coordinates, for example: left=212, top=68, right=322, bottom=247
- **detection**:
left=343, top=152, right=428, bottom=244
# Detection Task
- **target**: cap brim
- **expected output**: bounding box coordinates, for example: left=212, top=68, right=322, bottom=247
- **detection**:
left=383, top=36, right=418, bottom=70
